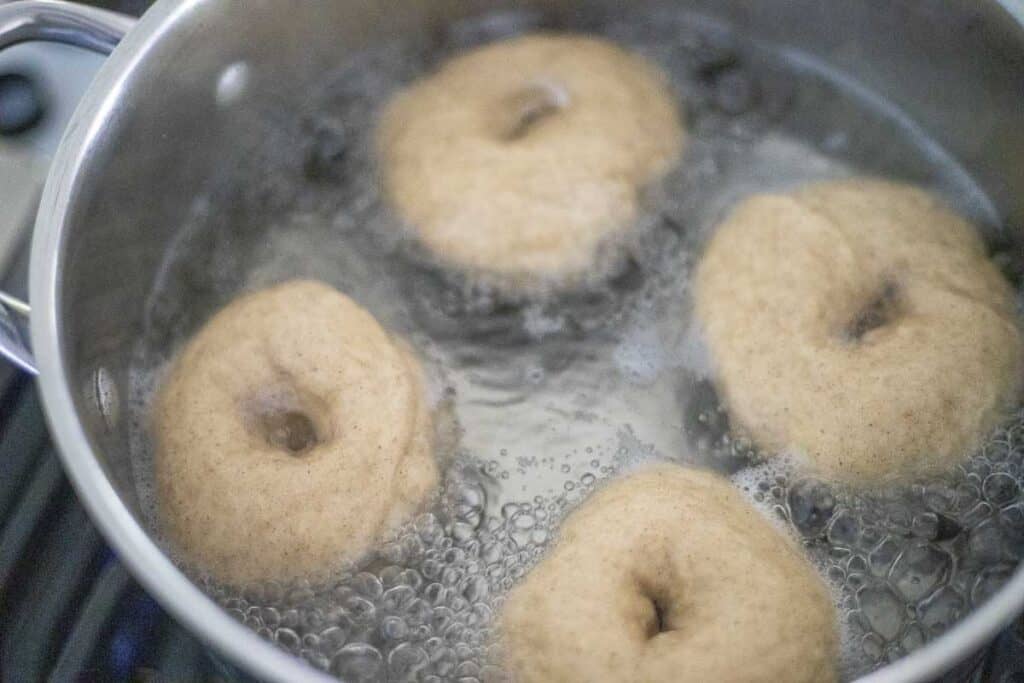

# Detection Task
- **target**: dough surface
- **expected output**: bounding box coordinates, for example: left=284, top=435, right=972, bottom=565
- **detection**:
left=153, top=280, right=438, bottom=585
left=378, top=34, right=685, bottom=290
left=696, top=179, right=1024, bottom=484
left=500, top=465, right=839, bottom=683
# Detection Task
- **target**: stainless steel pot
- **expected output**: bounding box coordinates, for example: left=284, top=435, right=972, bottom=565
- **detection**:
left=1, top=0, right=1023, bottom=680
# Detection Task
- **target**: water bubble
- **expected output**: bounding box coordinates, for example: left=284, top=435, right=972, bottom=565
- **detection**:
left=352, top=573, right=384, bottom=600
left=260, top=606, right=280, bottom=628
left=922, top=484, right=958, bottom=514
left=957, top=488, right=985, bottom=517
left=1000, top=502, right=1024, bottom=532
left=917, top=587, right=964, bottom=632
left=403, top=569, right=425, bottom=590
left=319, top=625, right=348, bottom=655
left=274, top=627, right=300, bottom=652
left=281, top=608, right=300, bottom=630
left=787, top=479, right=835, bottom=537
left=379, top=616, right=408, bottom=641
left=910, top=513, right=938, bottom=540
left=869, top=538, right=901, bottom=577
left=861, top=632, right=885, bottom=660
left=345, top=597, right=377, bottom=624
left=444, top=622, right=466, bottom=645
left=302, top=607, right=328, bottom=633
left=456, top=661, right=482, bottom=678
left=889, top=543, right=952, bottom=602
left=424, top=583, right=447, bottom=606
left=379, top=565, right=403, bottom=588
left=847, top=555, right=869, bottom=574
left=403, top=598, right=433, bottom=627
left=983, top=472, right=1019, bottom=506
left=900, top=622, right=925, bottom=651
left=331, top=643, right=384, bottom=682
left=430, top=644, right=457, bottom=676
left=826, top=509, right=860, bottom=547
left=382, top=585, right=417, bottom=612
left=857, top=586, right=904, bottom=640
left=469, top=602, right=493, bottom=627
left=433, top=606, right=457, bottom=634
left=442, top=566, right=464, bottom=587
left=481, top=542, right=503, bottom=565
left=509, top=526, right=533, bottom=549
left=971, top=566, right=1013, bottom=606
left=512, top=513, right=536, bottom=531
left=453, top=522, right=477, bottom=543
left=966, top=520, right=1004, bottom=567
left=422, top=558, right=443, bottom=580
left=448, top=595, right=469, bottom=614
left=463, top=575, right=490, bottom=602
left=303, top=650, right=331, bottom=672
left=846, top=573, right=866, bottom=591
left=388, top=642, right=429, bottom=681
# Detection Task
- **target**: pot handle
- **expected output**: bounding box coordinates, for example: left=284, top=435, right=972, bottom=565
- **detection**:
left=0, top=1, right=136, bottom=375
left=0, top=0, right=135, bottom=53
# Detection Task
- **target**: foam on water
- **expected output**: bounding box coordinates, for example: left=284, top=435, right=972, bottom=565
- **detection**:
left=125, top=7, right=1022, bottom=681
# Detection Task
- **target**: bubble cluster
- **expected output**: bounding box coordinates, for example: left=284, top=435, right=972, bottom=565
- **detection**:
left=200, top=465, right=562, bottom=681
left=734, top=410, right=1024, bottom=678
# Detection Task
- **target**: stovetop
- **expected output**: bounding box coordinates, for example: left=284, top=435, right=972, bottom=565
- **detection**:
left=0, top=377, right=219, bottom=682
left=0, top=1, right=1023, bottom=681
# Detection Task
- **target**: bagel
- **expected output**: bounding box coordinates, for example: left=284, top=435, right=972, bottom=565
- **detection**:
left=377, top=34, right=685, bottom=290
left=152, top=280, right=438, bottom=585
left=499, top=465, right=839, bottom=682
left=695, top=179, right=1024, bottom=484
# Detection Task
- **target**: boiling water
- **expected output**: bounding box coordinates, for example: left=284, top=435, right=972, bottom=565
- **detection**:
left=127, top=8, right=1023, bottom=682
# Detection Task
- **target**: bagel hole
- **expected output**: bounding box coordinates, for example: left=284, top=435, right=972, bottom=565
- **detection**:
left=845, top=282, right=902, bottom=342
left=260, top=409, right=319, bottom=455
left=642, top=587, right=674, bottom=638
left=497, top=83, right=569, bottom=141
left=651, top=597, right=668, bottom=635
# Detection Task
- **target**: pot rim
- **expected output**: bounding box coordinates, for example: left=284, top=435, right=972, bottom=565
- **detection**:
left=27, top=1, right=1024, bottom=681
